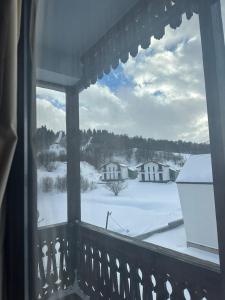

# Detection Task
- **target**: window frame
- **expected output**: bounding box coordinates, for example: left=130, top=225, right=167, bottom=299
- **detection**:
left=7, top=0, right=225, bottom=299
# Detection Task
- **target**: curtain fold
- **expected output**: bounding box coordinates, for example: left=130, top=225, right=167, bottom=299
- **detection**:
left=0, top=0, right=22, bottom=298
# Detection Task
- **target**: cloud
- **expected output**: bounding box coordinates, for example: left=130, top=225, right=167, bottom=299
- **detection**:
left=37, top=87, right=65, bottom=106
left=113, top=86, right=208, bottom=142
left=36, top=94, right=66, bottom=132
left=123, top=15, right=205, bottom=102
left=79, top=83, right=127, bottom=132
left=79, top=14, right=209, bottom=142
left=37, top=12, right=221, bottom=142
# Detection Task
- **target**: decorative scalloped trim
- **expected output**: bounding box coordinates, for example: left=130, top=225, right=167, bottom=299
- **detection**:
left=78, top=0, right=200, bottom=90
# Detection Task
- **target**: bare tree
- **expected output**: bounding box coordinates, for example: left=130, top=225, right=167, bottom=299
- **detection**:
left=105, top=180, right=127, bottom=196
left=55, top=176, right=67, bottom=192
left=42, top=176, right=54, bottom=193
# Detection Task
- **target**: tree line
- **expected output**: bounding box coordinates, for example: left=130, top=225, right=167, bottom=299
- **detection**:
left=36, top=126, right=210, bottom=168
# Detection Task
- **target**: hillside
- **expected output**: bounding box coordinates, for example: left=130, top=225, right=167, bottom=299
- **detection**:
left=36, top=126, right=210, bottom=168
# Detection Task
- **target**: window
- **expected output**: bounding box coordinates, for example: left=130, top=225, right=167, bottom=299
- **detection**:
left=36, top=88, right=67, bottom=227
left=78, top=13, right=217, bottom=259
left=31, top=3, right=225, bottom=300
left=159, top=173, right=163, bottom=182
left=34, top=6, right=219, bottom=265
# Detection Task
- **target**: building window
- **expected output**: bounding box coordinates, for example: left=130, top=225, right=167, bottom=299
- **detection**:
left=159, top=173, right=163, bottom=182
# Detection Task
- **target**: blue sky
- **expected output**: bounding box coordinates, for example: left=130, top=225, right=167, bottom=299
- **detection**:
left=98, top=65, right=132, bottom=93
left=37, top=14, right=212, bottom=143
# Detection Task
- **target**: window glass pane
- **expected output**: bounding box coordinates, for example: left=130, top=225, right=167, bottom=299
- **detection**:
left=80, top=13, right=218, bottom=264
left=33, top=2, right=223, bottom=299
left=36, top=87, right=67, bottom=226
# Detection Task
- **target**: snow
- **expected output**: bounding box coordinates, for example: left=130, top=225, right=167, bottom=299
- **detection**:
left=81, top=181, right=181, bottom=236
left=136, top=163, right=143, bottom=168
left=128, top=166, right=137, bottom=171
left=49, top=144, right=66, bottom=155
left=176, top=154, right=212, bottom=183
left=38, top=162, right=67, bottom=185
left=38, top=163, right=182, bottom=236
left=100, top=162, right=128, bottom=168
left=55, top=131, right=63, bottom=144
left=145, top=225, right=219, bottom=264
left=38, top=161, right=99, bottom=186
left=119, top=163, right=128, bottom=167
left=38, top=181, right=182, bottom=235
left=80, top=161, right=100, bottom=181
left=174, top=153, right=191, bottom=160
left=165, top=160, right=182, bottom=171
left=38, top=160, right=219, bottom=263
left=111, top=154, right=129, bottom=165
left=81, top=137, right=93, bottom=151
left=38, top=161, right=99, bottom=225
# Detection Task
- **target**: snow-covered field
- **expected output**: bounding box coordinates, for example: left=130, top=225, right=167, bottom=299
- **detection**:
left=38, top=162, right=181, bottom=237
left=81, top=181, right=181, bottom=236
left=37, top=161, right=220, bottom=263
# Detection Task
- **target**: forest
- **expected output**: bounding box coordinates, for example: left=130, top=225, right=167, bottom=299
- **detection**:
left=36, top=126, right=210, bottom=168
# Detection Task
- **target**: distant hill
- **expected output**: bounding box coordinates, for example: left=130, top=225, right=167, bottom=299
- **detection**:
left=80, top=129, right=209, bottom=168
left=36, top=126, right=210, bottom=168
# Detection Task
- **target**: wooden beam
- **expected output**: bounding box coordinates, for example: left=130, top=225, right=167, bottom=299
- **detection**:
left=199, top=0, right=225, bottom=290
left=66, top=87, right=81, bottom=223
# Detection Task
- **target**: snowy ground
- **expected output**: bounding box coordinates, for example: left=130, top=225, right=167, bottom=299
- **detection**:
left=146, top=225, right=219, bottom=264
left=38, top=162, right=181, bottom=237
left=38, top=161, right=219, bottom=263
left=81, top=181, right=181, bottom=236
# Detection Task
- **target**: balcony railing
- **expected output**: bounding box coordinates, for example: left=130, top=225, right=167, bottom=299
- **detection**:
left=37, top=222, right=222, bottom=299
left=37, top=223, right=75, bottom=299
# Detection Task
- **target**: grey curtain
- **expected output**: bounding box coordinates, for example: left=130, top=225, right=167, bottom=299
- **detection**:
left=0, top=0, right=22, bottom=298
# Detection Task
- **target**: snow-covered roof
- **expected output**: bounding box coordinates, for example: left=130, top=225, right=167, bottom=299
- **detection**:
left=128, top=166, right=137, bottom=171
left=136, top=160, right=169, bottom=169
left=55, top=131, right=63, bottom=144
left=100, top=162, right=128, bottom=169
left=176, top=154, right=213, bottom=183
left=136, top=163, right=143, bottom=168
left=119, top=163, right=128, bottom=168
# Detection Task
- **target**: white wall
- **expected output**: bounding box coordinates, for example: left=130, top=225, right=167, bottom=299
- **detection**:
left=121, top=166, right=128, bottom=179
left=101, top=163, right=128, bottom=180
left=161, top=167, right=170, bottom=181
left=137, top=162, right=170, bottom=182
left=177, top=183, right=218, bottom=250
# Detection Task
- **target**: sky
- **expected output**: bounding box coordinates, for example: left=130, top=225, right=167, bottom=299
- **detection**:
left=36, top=8, right=225, bottom=143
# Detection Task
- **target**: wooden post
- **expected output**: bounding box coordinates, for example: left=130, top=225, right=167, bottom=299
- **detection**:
left=66, top=86, right=81, bottom=275
left=199, top=0, right=225, bottom=292
left=66, top=87, right=81, bottom=223
left=105, top=211, right=111, bottom=229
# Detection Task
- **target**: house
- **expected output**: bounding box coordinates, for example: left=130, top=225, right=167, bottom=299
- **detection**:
left=136, top=161, right=177, bottom=183
left=176, top=154, right=218, bottom=253
left=100, top=162, right=128, bottom=181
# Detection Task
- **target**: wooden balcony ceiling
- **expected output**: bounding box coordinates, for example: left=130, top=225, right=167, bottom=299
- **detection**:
left=36, top=0, right=200, bottom=89
left=36, top=0, right=138, bottom=87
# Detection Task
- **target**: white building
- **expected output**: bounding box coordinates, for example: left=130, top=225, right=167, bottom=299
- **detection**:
left=176, top=154, right=218, bottom=253
left=136, top=161, right=177, bottom=183
left=100, top=162, right=128, bottom=181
